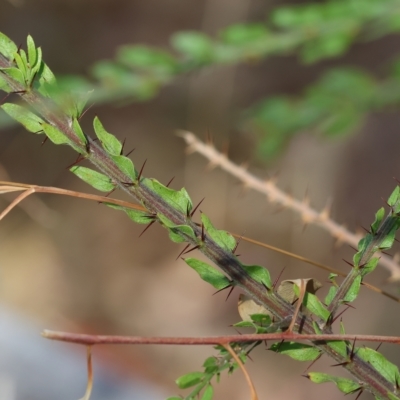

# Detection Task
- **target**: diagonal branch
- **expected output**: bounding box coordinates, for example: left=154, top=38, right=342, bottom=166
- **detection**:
left=179, top=131, right=400, bottom=281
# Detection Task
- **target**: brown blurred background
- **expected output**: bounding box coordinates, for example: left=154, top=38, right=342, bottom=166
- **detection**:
left=1, top=0, right=400, bottom=399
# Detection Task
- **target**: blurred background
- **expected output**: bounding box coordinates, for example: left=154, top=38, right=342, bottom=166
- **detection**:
left=1, top=0, right=400, bottom=399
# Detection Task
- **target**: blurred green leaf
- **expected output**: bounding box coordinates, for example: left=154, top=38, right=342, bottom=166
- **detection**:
left=171, top=32, right=213, bottom=63
left=176, top=372, right=204, bottom=389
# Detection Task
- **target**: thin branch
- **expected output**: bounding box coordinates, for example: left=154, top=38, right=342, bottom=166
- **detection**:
left=42, top=329, right=400, bottom=346
left=79, top=346, right=93, bottom=400
left=223, top=343, right=258, bottom=400
left=179, top=131, right=400, bottom=280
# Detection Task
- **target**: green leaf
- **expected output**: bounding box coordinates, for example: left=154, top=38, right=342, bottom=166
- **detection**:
left=0, top=67, right=25, bottom=86
left=219, top=23, right=268, bottom=45
left=70, top=166, right=115, bottom=192
left=31, top=46, right=43, bottom=77
left=343, top=274, right=361, bottom=303
left=41, top=122, right=70, bottom=145
left=171, top=32, right=213, bottom=63
left=166, top=397, right=182, bottom=400
left=0, top=75, right=10, bottom=92
left=233, top=320, right=257, bottom=328
left=117, top=45, right=177, bottom=75
left=361, top=257, right=379, bottom=277
left=0, top=32, right=17, bottom=60
left=26, top=35, right=37, bottom=69
left=145, top=178, right=192, bottom=215
left=388, top=186, right=400, bottom=207
left=71, top=118, right=87, bottom=146
left=303, top=291, right=330, bottom=321
left=185, top=258, right=230, bottom=290
left=371, top=207, right=385, bottom=234
left=106, top=203, right=151, bottom=224
left=1, top=103, right=44, bottom=133
left=93, top=116, right=122, bottom=156
left=379, top=227, right=398, bottom=250
left=357, top=347, right=400, bottom=386
left=307, top=372, right=360, bottom=394
left=157, top=214, right=196, bottom=243
left=13, top=52, right=27, bottom=81
left=324, top=286, right=337, bottom=306
left=176, top=371, right=204, bottom=389
left=270, top=342, right=321, bottom=361
left=111, top=155, right=137, bottom=180
left=242, top=265, right=272, bottom=289
left=201, top=213, right=236, bottom=252
left=201, top=385, right=213, bottom=400
left=37, top=63, right=57, bottom=96
left=203, top=357, right=218, bottom=374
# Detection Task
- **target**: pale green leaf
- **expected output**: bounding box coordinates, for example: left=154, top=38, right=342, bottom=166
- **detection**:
left=176, top=371, right=204, bottom=389
left=270, top=342, right=321, bottom=361
left=201, top=385, right=213, bottom=400
left=93, top=116, right=122, bottom=156
left=72, top=118, right=87, bottom=146
left=41, top=122, right=70, bottom=145
left=70, top=166, right=115, bottom=192
left=145, top=178, right=192, bottom=215
left=201, top=213, right=236, bottom=252
left=0, top=32, right=17, bottom=60
left=242, top=265, right=271, bottom=289
left=185, top=258, right=230, bottom=290
left=307, top=372, right=360, bottom=394
left=1, top=103, right=44, bottom=133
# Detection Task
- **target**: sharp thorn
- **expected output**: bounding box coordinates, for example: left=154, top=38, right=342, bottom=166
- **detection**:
left=120, top=137, right=127, bottom=155
left=176, top=243, right=191, bottom=260
left=79, top=102, right=95, bottom=121
left=213, top=283, right=232, bottom=296
left=190, top=197, right=205, bottom=218
left=272, top=266, right=286, bottom=290
left=137, top=159, right=147, bottom=182
left=182, top=244, right=200, bottom=256
left=166, top=176, right=175, bottom=188
left=66, top=154, right=85, bottom=170
left=225, top=286, right=235, bottom=301
left=125, top=148, right=135, bottom=157
left=139, top=219, right=155, bottom=237
left=342, top=259, right=354, bottom=267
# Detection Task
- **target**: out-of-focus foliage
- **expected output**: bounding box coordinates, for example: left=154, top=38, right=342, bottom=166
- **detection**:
left=244, top=64, right=400, bottom=158
left=2, top=0, right=400, bottom=159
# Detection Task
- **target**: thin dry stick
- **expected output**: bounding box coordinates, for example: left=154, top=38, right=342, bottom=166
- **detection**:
left=0, top=181, right=144, bottom=221
left=1, top=181, right=398, bottom=303
left=179, top=131, right=400, bottom=281
left=222, top=343, right=258, bottom=400
left=42, top=329, right=400, bottom=346
left=79, top=346, right=93, bottom=400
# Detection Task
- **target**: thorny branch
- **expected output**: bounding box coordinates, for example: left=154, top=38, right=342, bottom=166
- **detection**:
left=179, top=131, right=400, bottom=281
